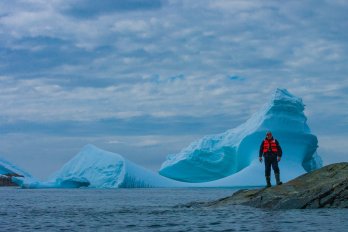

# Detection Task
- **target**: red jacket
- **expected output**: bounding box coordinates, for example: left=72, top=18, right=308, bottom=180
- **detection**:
left=259, top=137, right=282, bottom=157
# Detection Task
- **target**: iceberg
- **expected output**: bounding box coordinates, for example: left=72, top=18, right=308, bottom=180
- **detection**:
left=159, top=88, right=322, bottom=183
left=0, top=157, right=33, bottom=178
left=18, top=144, right=190, bottom=188
left=0, top=156, right=39, bottom=186
left=4, top=88, right=322, bottom=188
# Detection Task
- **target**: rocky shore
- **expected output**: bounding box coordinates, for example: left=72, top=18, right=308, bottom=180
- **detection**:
left=185, top=162, right=348, bottom=209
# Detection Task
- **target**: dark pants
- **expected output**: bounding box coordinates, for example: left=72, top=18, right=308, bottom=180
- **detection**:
left=264, top=154, right=280, bottom=177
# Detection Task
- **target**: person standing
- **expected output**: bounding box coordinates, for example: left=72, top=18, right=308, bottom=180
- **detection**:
left=259, top=131, right=283, bottom=187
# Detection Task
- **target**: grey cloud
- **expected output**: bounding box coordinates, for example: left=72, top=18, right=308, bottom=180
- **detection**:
left=0, top=36, right=102, bottom=77
left=0, top=114, right=242, bottom=137
left=0, top=0, right=347, bottom=177
left=62, top=0, right=165, bottom=18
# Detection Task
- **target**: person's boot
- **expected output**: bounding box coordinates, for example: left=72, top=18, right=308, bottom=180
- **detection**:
left=266, top=176, right=272, bottom=188
left=275, top=173, right=282, bottom=185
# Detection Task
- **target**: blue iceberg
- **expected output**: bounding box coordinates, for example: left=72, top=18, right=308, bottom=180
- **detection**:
left=13, top=144, right=190, bottom=188
left=159, top=88, right=322, bottom=183
left=0, top=156, right=39, bottom=186
left=1, top=88, right=322, bottom=188
left=50, top=144, right=190, bottom=188
left=0, top=157, right=32, bottom=178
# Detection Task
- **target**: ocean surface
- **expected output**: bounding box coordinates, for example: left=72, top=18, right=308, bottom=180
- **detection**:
left=0, top=187, right=347, bottom=232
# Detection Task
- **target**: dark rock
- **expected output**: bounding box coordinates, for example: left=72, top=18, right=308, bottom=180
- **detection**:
left=194, top=162, right=348, bottom=209
left=0, top=173, right=23, bottom=187
left=0, top=175, right=18, bottom=186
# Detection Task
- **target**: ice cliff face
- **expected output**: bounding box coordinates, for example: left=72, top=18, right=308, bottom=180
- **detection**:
left=159, top=88, right=322, bottom=183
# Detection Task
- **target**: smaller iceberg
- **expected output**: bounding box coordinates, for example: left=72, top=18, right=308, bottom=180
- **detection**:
left=50, top=144, right=126, bottom=188
left=19, top=144, right=190, bottom=188
left=0, top=157, right=32, bottom=178
left=0, top=156, right=38, bottom=186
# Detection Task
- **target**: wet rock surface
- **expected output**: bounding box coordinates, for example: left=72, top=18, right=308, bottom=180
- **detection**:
left=185, top=162, right=348, bottom=209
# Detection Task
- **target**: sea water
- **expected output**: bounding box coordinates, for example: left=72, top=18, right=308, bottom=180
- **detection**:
left=0, top=188, right=347, bottom=232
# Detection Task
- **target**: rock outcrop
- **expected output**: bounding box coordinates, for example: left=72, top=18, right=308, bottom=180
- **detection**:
left=186, top=162, right=348, bottom=209
left=0, top=174, right=23, bottom=186
left=0, top=175, right=16, bottom=186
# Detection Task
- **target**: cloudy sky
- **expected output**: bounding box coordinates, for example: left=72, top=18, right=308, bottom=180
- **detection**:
left=0, top=0, right=347, bottom=179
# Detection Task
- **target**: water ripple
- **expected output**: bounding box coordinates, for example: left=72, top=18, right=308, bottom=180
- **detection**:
left=0, top=188, right=347, bottom=232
